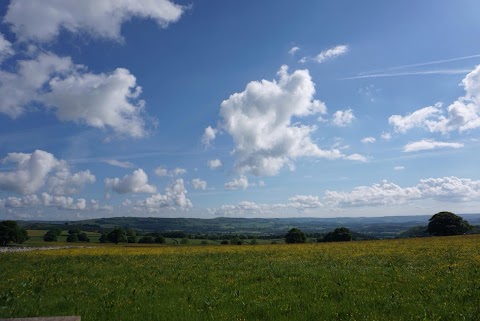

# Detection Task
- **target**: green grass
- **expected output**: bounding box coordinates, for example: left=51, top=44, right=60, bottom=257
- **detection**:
left=1, top=235, right=480, bottom=320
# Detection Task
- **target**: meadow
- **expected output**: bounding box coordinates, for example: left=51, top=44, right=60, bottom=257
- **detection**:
left=1, top=235, right=480, bottom=320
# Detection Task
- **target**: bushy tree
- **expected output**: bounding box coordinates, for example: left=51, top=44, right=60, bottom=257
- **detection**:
left=99, top=233, right=108, bottom=243
left=427, top=212, right=472, bottom=236
left=0, top=221, right=29, bottom=246
left=78, top=233, right=90, bottom=242
left=180, top=237, right=189, bottom=244
left=155, top=236, right=166, bottom=244
left=285, top=228, right=306, bottom=244
left=127, top=235, right=137, bottom=243
left=107, top=227, right=127, bottom=244
left=66, top=233, right=78, bottom=242
left=322, top=227, right=352, bottom=242
left=43, top=229, right=58, bottom=242
left=221, top=240, right=229, bottom=245
left=68, top=228, right=81, bottom=235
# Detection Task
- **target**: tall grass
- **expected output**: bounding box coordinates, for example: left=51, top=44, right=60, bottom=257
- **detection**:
left=1, top=235, right=480, bottom=320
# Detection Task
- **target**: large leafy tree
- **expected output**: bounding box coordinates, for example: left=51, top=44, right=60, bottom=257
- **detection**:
left=323, top=227, right=353, bottom=242
left=0, top=221, right=29, bottom=246
left=285, top=228, right=306, bottom=244
left=107, top=227, right=127, bottom=244
left=427, top=212, right=472, bottom=236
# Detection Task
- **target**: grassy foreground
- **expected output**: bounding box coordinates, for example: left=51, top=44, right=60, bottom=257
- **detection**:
left=1, top=236, right=480, bottom=321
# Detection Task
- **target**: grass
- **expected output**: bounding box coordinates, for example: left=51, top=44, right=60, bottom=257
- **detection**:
left=1, top=235, right=480, bottom=320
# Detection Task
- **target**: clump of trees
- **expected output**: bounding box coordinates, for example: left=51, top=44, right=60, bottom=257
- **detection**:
left=427, top=211, right=472, bottom=236
left=321, top=227, right=352, bottom=242
left=66, top=229, right=90, bottom=243
left=0, top=221, right=29, bottom=246
left=285, top=228, right=306, bottom=244
left=43, top=228, right=62, bottom=242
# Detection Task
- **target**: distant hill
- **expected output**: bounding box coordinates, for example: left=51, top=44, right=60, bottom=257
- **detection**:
left=16, top=214, right=480, bottom=239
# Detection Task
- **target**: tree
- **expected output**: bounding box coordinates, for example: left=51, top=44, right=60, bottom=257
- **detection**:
left=66, top=233, right=78, bottom=243
left=68, top=228, right=81, bottom=235
left=107, top=227, right=127, bottom=244
left=180, top=237, right=189, bottom=244
left=138, top=236, right=155, bottom=244
left=322, top=227, right=352, bottom=242
left=155, top=236, right=166, bottom=244
left=427, top=211, right=472, bottom=236
left=0, top=221, right=29, bottom=246
left=78, top=233, right=90, bottom=243
left=43, top=229, right=58, bottom=242
left=285, top=228, right=306, bottom=244
left=99, top=233, right=108, bottom=243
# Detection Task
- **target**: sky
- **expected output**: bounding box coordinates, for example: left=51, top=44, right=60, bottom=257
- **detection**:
left=1, top=0, right=480, bottom=220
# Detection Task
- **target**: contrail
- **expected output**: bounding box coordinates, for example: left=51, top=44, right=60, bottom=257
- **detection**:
left=344, top=69, right=472, bottom=80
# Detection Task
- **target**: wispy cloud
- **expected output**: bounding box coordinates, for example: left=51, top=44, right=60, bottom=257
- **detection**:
left=346, top=53, right=480, bottom=80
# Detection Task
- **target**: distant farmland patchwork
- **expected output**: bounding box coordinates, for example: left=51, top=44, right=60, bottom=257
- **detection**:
left=1, top=235, right=480, bottom=320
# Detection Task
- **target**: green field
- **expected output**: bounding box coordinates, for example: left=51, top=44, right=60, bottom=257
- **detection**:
left=1, top=235, right=480, bottom=320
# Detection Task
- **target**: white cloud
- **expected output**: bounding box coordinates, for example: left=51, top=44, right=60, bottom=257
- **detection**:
left=288, top=46, right=300, bottom=55
left=258, top=180, right=265, bottom=187
left=0, top=52, right=73, bottom=118
left=208, top=159, right=222, bottom=169
left=403, top=139, right=464, bottom=152
left=225, top=176, right=249, bottom=190
left=286, top=195, right=323, bottom=211
left=394, top=166, right=405, bottom=171
left=0, top=33, right=14, bottom=63
left=325, top=180, right=422, bottom=207
left=218, top=65, right=358, bottom=176
left=314, top=45, right=348, bottom=63
left=381, top=132, right=392, bottom=140
left=0, top=150, right=94, bottom=196
left=105, top=169, right=156, bottom=194
left=345, top=153, right=368, bottom=162
left=5, top=0, right=185, bottom=42
left=298, top=57, right=307, bottom=64
left=332, top=109, right=355, bottom=127
left=44, top=67, right=147, bottom=138
left=325, top=176, right=480, bottom=207
left=103, top=159, right=135, bottom=168
left=0, top=52, right=148, bottom=137
left=47, top=167, right=95, bottom=196
left=389, top=103, right=443, bottom=133
left=361, top=137, right=376, bottom=144
left=388, top=66, right=480, bottom=135
left=191, top=178, right=207, bottom=190
left=154, top=166, right=187, bottom=177
left=0, top=193, right=89, bottom=211
left=134, top=179, right=192, bottom=212
left=202, top=126, right=217, bottom=147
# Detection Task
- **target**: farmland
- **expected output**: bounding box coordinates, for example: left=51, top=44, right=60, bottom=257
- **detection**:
left=1, top=235, right=480, bottom=320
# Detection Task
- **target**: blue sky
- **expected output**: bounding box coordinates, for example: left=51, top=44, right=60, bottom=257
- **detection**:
left=1, top=0, right=480, bottom=220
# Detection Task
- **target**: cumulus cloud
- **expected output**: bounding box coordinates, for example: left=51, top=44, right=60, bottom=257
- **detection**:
left=394, top=166, right=405, bottom=171
left=134, top=179, right=192, bottom=212
left=0, top=33, right=14, bottom=63
left=361, top=137, right=376, bottom=144
left=154, top=166, right=187, bottom=177
left=47, top=167, right=95, bottom=196
left=218, top=65, right=360, bottom=176
left=105, top=169, right=156, bottom=194
left=403, top=139, right=464, bottom=152
left=0, top=150, right=94, bottom=196
left=332, top=109, right=355, bottom=127
left=103, top=159, right=135, bottom=168
left=0, top=52, right=73, bottom=118
left=0, top=193, right=88, bottom=211
left=5, top=0, right=185, bottom=42
left=389, top=103, right=443, bottom=134
left=325, top=180, right=422, bottom=207
left=325, top=176, right=480, bottom=207
left=314, top=45, right=348, bottom=63
left=208, top=159, right=222, bottom=169
left=285, top=195, right=323, bottom=211
left=345, top=153, right=368, bottom=162
left=191, top=178, right=207, bottom=190
left=381, top=132, right=392, bottom=140
left=224, top=176, right=249, bottom=190
left=389, top=66, right=480, bottom=135
left=0, top=52, right=149, bottom=137
left=201, top=126, right=217, bottom=147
